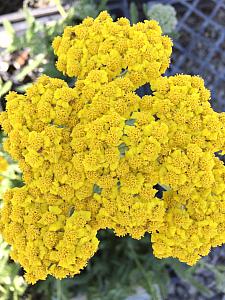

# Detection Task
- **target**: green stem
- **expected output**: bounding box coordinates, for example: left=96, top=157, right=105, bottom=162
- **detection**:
left=128, top=241, right=159, bottom=299
left=53, top=0, right=67, bottom=18
left=56, top=279, right=62, bottom=300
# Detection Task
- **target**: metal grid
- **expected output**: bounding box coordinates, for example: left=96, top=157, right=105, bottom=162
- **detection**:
left=157, top=0, right=225, bottom=111
left=104, top=0, right=225, bottom=110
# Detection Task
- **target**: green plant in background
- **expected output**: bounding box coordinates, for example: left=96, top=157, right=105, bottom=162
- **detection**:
left=0, top=133, right=26, bottom=300
left=0, top=4, right=225, bottom=300
left=144, top=3, right=177, bottom=36
left=71, top=0, right=107, bottom=20
left=129, top=2, right=139, bottom=25
left=0, top=133, right=23, bottom=195
left=129, top=2, right=177, bottom=36
left=27, top=230, right=225, bottom=300
left=0, top=236, right=27, bottom=300
left=0, top=79, right=12, bottom=102
left=1, top=0, right=107, bottom=96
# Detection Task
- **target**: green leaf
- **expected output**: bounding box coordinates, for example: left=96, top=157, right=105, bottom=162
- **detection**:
left=97, top=0, right=108, bottom=12
left=187, top=276, right=214, bottom=297
left=125, top=119, right=136, bottom=126
left=93, top=184, right=102, bottom=195
left=130, top=2, right=139, bottom=24
left=143, top=3, right=148, bottom=16
left=23, top=5, right=36, bottom=27
left=53, top=0, right=67, bottom=18
left=118, top=143, right=129, bottom=157
left=15, top=83, right=32, bottom=93
left=202, top=262, right=225, bottom=293
left=171, top=260, right=213, bottom=297
left=214, top=269, right=225, bottom=293
left=0, top=81, right=12, bottom=98
left=2, top=19, right=15, bottom=38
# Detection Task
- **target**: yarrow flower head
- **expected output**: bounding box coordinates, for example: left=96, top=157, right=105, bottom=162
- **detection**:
left=0, top=11, right=225, bottom=284
left=52, top=11, right=172, bottom=85
left=0, top=156, right=8, bottom=182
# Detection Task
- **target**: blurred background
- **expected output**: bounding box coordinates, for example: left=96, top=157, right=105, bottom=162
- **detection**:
left=0, top=0, right=225, bottom=299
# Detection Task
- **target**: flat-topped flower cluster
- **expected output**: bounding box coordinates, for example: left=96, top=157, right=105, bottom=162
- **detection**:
left=0, top=11, right=225, bottom=284
left=0, top=156, right=7, bottom=183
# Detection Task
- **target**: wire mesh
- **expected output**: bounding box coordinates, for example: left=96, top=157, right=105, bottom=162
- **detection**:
left=157, top=0, right=225, bottom=111
left=102, top=0, right=225, bottom=110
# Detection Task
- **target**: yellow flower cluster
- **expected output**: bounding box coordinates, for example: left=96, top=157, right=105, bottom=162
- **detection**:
left=52, top=11, right=172, bottom=86
left=0, top=156, right=8, bottom=182
left=0, top=11, right=225, bottom=284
